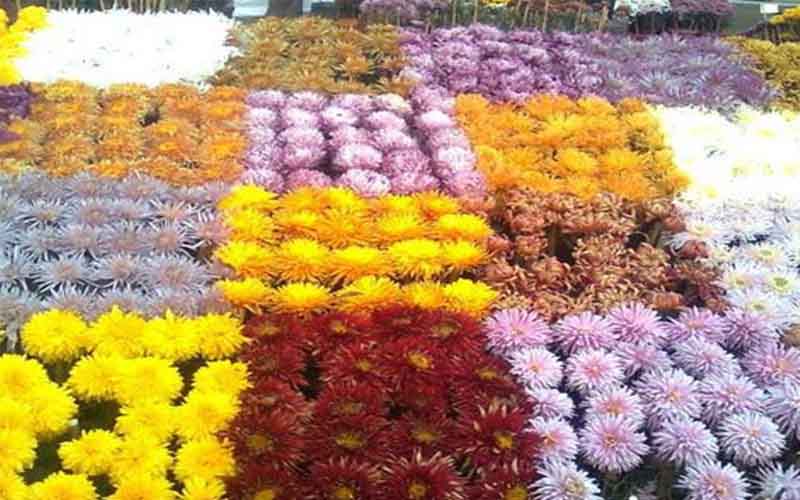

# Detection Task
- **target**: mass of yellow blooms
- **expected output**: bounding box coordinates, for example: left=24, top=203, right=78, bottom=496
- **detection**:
left=454, top=94, right=689, bottom=200
left=0, top=6, right=47, bottom=85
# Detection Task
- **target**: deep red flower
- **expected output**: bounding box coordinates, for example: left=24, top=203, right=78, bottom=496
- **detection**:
left=469, top=460, right=537, bottom=500
left=379, top=452, right=467, bottom=500
left=390, top=379, right=449, bottom=417
left=370, top=306, right=432, bottom=338
left=227, top=463, right=305, bottom=500
left=381, top=336, right=450, bottom=388
left=453, top=404, right=539, bottom=469
left=244, top=314, right=309, bottom=348
left=449, top=351, right=528, bottom=415
left=239, top=340, right=307, bottom=388
left=387, top=412, right=456, bottom=458
left=312, top=311, right=375, bottom=352
left=237, top=378, right=312, bottom=422
left=306, top=413, right=391, bottom=463
left=226, top=409, right=306, bottom=468
left=307, top=458, right=382, bottom=500
left=421, top=310, right=483, bottom=355
left=320, top=341, right=388, bottom=388
left=315, top=383, right=388, bottom=422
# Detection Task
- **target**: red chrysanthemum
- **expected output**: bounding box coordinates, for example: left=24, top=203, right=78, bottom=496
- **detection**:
left=453, top=403, right=539, bottom=469
left=381, top=337, right=449, bottom=388
left=306, top=414, right=391, bottom=463
left=311, top=311, right=375, bottom=352
left=469, top=460, right=537, bottom=500
left=320, top=341, right=387, bottom=387
left=449, top=351, right=528, bottom=414
left=387, top=412, right=456, bottom=458
left=390, top=379, right=449, bottom=417
left=244, top=314, right=309, bottom=348
left=315, top=383, right=388, bottom=422
left=226, top=409, right=306, bottom=468
left=380, top=452, right=467, bottom=500
left=421, top=310, right=483, bottom=355
left=239, top=340, right=307, bottom=388
left=227, top=463, right=304, bottom=500
left=238, top=378, right=312, bottom=421
left=308, top=458, right=382, bottom=500
left=370, top=306, right=433, bottom=338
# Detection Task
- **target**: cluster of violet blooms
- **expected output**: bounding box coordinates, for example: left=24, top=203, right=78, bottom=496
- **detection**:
left=0, top=85, right=32, bottom=144
left=241, top=89, right=487, bottom=198
left=399, top=25, right=775, bottom=110
left=0, top=171, right=232, bottom=347
left=485, top=304, right=800, bottom=499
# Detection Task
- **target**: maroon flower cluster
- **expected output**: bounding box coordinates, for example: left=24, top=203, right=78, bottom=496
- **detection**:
left=224, top=306, right=538, bottom=500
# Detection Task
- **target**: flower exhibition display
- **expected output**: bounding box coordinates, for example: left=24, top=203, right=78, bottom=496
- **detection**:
left=2, top=5, right=800, bottom=500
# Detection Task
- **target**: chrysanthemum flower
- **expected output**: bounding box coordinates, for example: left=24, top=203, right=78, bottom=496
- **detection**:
left=509, top=347, right=563, bottom=390
left=336, top=276, right=403, bottom=313
left=553, top=311, right=616, bottom=355
left=433, top=213, right=492, bottom=242
left=379, top=452, right=466, bottom=500
left=174, top=437, right=235, bottom=482
left=67, top=355, right=124, bottom=401
left=273, top=282, right=332, bottom=314
left=328, top=246, right=390, bottom=283
left=192, top=314, right=246, bottom=360
left=87, top=306, right=148, bottom=358
left=192, top=361, right=250, bottom=397
left=0, top=397, right=34, bottom=435
left=665, top=307, right=727, bottom=344
left=25, top=383, right=78, bottom=437
left=115, top=357, right=183, bottom=405
left=742, top=341, right=800, bottom=387
left=442, top=279, right=497, bottom=317
left=27, top=472, right=97, bottom=500
left=484, top=308, right=550, bottom=355
left=652, top=417, right=718, bottom=467
left=115, top=401, right=176, bottom=443
left=718, top=411, right=784, bottom=466
left=765, top=380, right=800, bottom=440
left=531, top=417, right=579, bottom=463
left=58, top=430, right=122, bottom=477
left=0, top=471, right=27, bottom=500
left=565, top=349, right=624, bottom=395
left=585, top=386, right=645, bottom=427
left=441, top=240, right=487, bottom=272
left=672, top=337, right=738, bottom=380
left=218, top=184, right=278, bottom=213
left=139, top=311, right=199, bottom=361
left=679, top=460, right=748, bottom=500
left=754, top=463, right=800, bottom=500
left=374, top=213, right=427, bottom=243
left=387, top=239, right=444, bottom=280
left=607, top=302, right=666, bottom=345
left=533, top=460, right=602, bottom=500
left=635, top=368, right=702, bottom=427
left=214, top=241, right=273, bottom=278
left=615, top=342, right=672, bottom=379
left=0, top=355, right=50, bottom=395
left=580, top=415, right=648, bottom=473
left=454, top=404, right=536, bottom=468
left=273, top=238, right=330, bottom=282
left=175, top=391, right=239, bottom=441
left=698, top=371, right=765, bottom=426
left=216, top=278, right=272, bottom=311
left=308, top=458, right=381, bottom=500
left=0, top=428, right=36, bottom=472
left=20, top=309, right=89, bottom=363
left=403, top=281, right=447, bottom=310
left=723, top=308, right=777, bottom=351
left=107, top=475, right=174, bottom=500
left=307, top=413, right=390, bottom=463
left=179, top=478, right=226, bottom=500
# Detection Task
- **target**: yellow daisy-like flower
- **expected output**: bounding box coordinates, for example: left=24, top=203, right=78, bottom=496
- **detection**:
left=387, top=239, right=444, bottom=280
left=192, top=314, right=247, bottom=360
left=336, top=276, right=403, bottom=313
left=0, top=354, right=50, bottom=395
left=0, top=471, right=27, bottom=500
left=315, top=210, right=372, bottom=248
left=108, top=475, right=174, bottom=500
left=273, top=209, right=320, bottom=238
left=433, top=214, right=492, bottom=242
left=174, top=437, right=236, bottom=482
left=216, top=278, right=273, bottom=311
left=443, top=279, right=498, bottom=317
left=375, top=213, right=428, bottom=243
left=87, top=307, right=148, bottom=358
left=272, top=282, right=332, bottom=314
left=27, top=472, right=97, bottom=500
left=109, top=437, right=173, bottom=485
left=115, top=402, right=176, bottom=443
left=328, top=246, right=390, bottom=283
left=413, top=192, right=461, bottom=219
left=215, top=241, right=274, bottom=278
left=26, top=383, right=78, bottom=437
left=20, top=309, right=89, bottom=363
left=115, top=358, right=183, bottom=406
left=67, top=355, right=123, bottom=401
left=441, top=241, right=488, bottom=271
left=192, top=361, right=250, bottom=397
left=13, top=7, right=48, bottom=32
left=218, top=185, right=278, bottom=213
left=224, top=208, right=275, bottom=243
left=0, top=428, right=36, bottom=472
left=175, top=391, right=239, bottom=441
left=402, top=282, right=447, bottom=310
left=58, top=430, right=122, bottom=476
left=278, top=187, right=327, bottom=213
left=372, top=194, right=420, bottom=216
left=323, top=187, right=370, bottom=214
left=273, top=238, right=330, bottom=282
left=141, top=311, right=200, bottom=361
left=0, top=397, right=33, bottom=434
left=179, top=478, right=226, bottom=500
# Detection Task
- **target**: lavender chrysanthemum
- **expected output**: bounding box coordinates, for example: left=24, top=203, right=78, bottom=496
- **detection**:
left=531, top=418, right=579, bottom=463
left=679, top=460, right=748, bottom=500
left=580, top=415, right=648, bottom=474
left=666, top=307, right=727, bottom=344
left=764, top=381, right=800, bottom=440
left=383, top=149, right=431, bottom=177
left=698, top=372, right=765, bottom=426
left=332, top=143, right=383, bottom=172
left=335, top=169, right=391, bottom=198
left=533, top=461, right=602, bottom=500
left=718, top=411, right=785, bottom=466
left=606, top=302, right=666, bottom=345
left=364, top=110, right=406, bottom=131
left=553, top=311, right=616, bottom=355
left=527, top=388, right=575, bottom=420
left=484, top=308, right=550, bottom=355
left=246, top=90, right=286, bottom=108
left=32, top=256, right=90, bottom=292
left=584, top=386, right=645, bottom=427
left=616, top=342, right=672, bottom=378
left=635, top=368, right=702, bottom=427
left=672, top=337, right=739, bottom=380
left=509, top=347, right=563, bottom=390
left=320, top=106, right=359, bottom=129
left=652, top=417, right=718, bottom=467
left=742, top=342, right=800, bottom=387
left=285, top=169, right=333, bottom=191
left=566, top=349, right=624, bottom=395
left=754, top=463, right=800, bottom=500
left=390, top=173, right=440, bottom=195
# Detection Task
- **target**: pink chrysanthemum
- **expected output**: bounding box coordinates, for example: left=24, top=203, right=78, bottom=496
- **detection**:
left=245, top=143, right=280, bottom=170
left=432, top=146, right=476, bottom=173
left=278, top=127, right=326, bottom=149
left=241, top=169, right=285, bottom=194
left=530, top=418, right=578, bottom=463
left=281, top=144, right=326, bottom=171
left=336, top=169, right=391, bottom=198
left=718, top=411, right=785, bottom=466
left=652, top=417, right=719, bottom=467
left=329, top=126, right=371, bottom=149
left=383, top=149, right=431, bottom=177
left=615, top=342, right=672, bottom=379
left=441, top=170, right=487, bottom=198
left=765, top=381, right=800, bottom=439
left=484, top=308, right=550, bottom=355
left=247, top=107, right=278, bottom=128
left=579, top=415, right=648, bottom=474
left=320, top=106, right=359, bottom=129
left=742, top=342, right=800, bottom=387
left=427, top=128, right=471, bottom=150
left=672, top=337, right=739, bottom=380
left=527, top=388, right=575, bottom=421
left=246, top=90, right=285, bottom=108
left=370, top=128, right=418, bottom=152
left=698, top=372, right=765, bottom=426
left=606, top=302, right=666, bottom=345
left=332, top=144, right=384, bottom=172
left=585, top=386, right=645, bottom=427
left=286, top=91, right=327, bottom=111
left=553, top=311, right=616, bottom=355
left=565, top=349, right=624, bottom=395
left=374, top=94, right=412, bottom=115
left=509, top=347, right=563, bottom=390
left=285, top=169, right=333, bottom=191
left=416, top=109, right=455, bottom=131
left=723, top=308, right=778, bottom=351
left=665, top=307, right=727, bottom=344
left=281, top=108, right=321, bottom=129
left=634, top=368, right=702, bottom=427
left=364, top=111, right=407, bottom=131
left=754, top=463, right=800, bottom=500
left=533, top=461, right=602, bottom=500
left=390, top=173, right=440, bottom=195
left=679, top=460, right=749, bottom=500
left=330, top=94, right=374, bottom=114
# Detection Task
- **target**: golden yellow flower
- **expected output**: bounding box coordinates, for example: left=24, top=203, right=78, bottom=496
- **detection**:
left=218, top=185, right=278, bottom=213
left=402, top=282, right=447, bottom=310
left=192, top=361, right=250, bottom=397
left=0, top=354, right=50, bottom=395
left=273, top=239, right=330, bottom=282
left=273, top=209, right=320, bottom=238
left=387, top=239, right=444, bottom=280
left=224, top=208, right=275, bottom=243
left=27, top=473, right=96, bottom=500
left=87, top=307, right=148, bottom=358
left=215, top=241, right=274, bottom=278
left=0, top=397, right=34, bottom=434
left=192, top=314, right=247, bottom=360
left=273, top=282, right=332, bottom=314
left=336, top=276, right=403, bottom=313
left=107, top=476, right=174, bottom=500
left=433, top=214, right=492, bottom=242
left=58, top=430, right=122, bottom=476
left=67, top=355, right=123, bottom=401
left=179, top=478, right=226, bottom=500
left=443, top=279, right=498, bottom=317
left=175, top=391, right=239, bottom=441
left=25, top=383, right=78, bottom=437
left=0, top=429, right=36, bottom=472
left=0, top=471, right=27, bottom=500
left=441, top=241, right=488, bottom=271
left=328, top=246, right=390, bottom=283
left=21, top=309, right=90, bottom=363
left=413, top=192, right=462, bottom=219
left=216, top=278, right=273, bottom=311
left=109, top=436, right=173, bottom=485
left=115, top=401, right=176, bottom=443
left=141, top=311, right=200, bottom=361
left=174, top=437, right=236, bottom=482
left=375, top=213, right=428, bottom=243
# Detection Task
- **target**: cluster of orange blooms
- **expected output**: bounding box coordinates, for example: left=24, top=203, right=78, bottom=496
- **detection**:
left=454, top=94, right=689, bottom=200
left=0, top=81, right=247, bottom=185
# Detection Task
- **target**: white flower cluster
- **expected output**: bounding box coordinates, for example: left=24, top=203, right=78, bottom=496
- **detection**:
left=614, top=0, right=670, bottom=17
left=661, top=106, right=800, bottom=330
left=16, top=9, right=236, bottom=87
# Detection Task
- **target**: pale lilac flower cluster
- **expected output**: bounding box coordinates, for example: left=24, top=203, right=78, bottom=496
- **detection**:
left=241, top=89, right=486, bottom=198
left=486, top=303, right=800, bottom=498
left=0, top=171, right=231, bottom=348
left=400, top=25, right=774, bottom=110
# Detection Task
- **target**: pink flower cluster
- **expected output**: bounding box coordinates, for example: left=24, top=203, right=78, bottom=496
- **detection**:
left=241, top=89, right=486, bottom=198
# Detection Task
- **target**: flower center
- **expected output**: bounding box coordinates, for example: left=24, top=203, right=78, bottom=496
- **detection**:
left=336, top=401, right=364, bottom=416
left=256, top=322, right=279, bottom=337
left=407, top=352, right=432, bottom=370
left=505, top=485, right=528, bottom=500
left=432, top=322, right=458, bottom=338
left=335, top=432, right=365, bottom=450
left=354, top=359, right=372, bottom=372
left=412, top=426, right=440, bottom=444
left=408, top=482, right=428, bottom=499
left=332, top=486, right=356, bottom=500
left=330, top=320, right=348, bottom=335
left=247, top=434, right=274, bottom=453
left=477, top=367, right=499, bottom=380
left=494, top=431, right=515, bottom=450
left=254, top=488, right=279, bottom=500
left=603, top=435, right=618, bottom=448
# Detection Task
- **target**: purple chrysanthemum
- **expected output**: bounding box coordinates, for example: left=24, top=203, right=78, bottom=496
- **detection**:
left=606, top=302, right=666, bottom=346
left=652, top=417, right=718, bottom=467
left=566, top=349, right=624, bottom=395
left=698, top=372, right=765, bottom=426
left=32, top=256, right=90, bottom=293
left=427, top=128, right=471, bottom=150
left=246, top=107, right=278, bottom=129
left=320, top=106, right=360, bottom=129
left=285, top=169, right=333, bottom=191
left=416, top=109, right=455, bottom=132
left=441, top=169, right=487, bottom=198
left=373, top=94, right=412, bottom=115
left=764, top=381, right=800, bottom=440
left=527, top=388, right=575, bottom=420
left=277, top=127, right=326, bottom=149
left=533, top=461, right=602, bottom=500
left=328, top=126, right=371, bottom=150
left=390, top=173, right=440, bottom=195
left=70, top=198, right=115, bottom=227
left=245, top=143, right=281, bottom=170
left=742, top=342, right=800, bottom=387
left=330, top=94, right=374, bottom=114
left=370, top=128, right=418, bottom=152
left=580, top=415, right=648, bottom=474
left=531, top=418, right=579, bottom=463
left=672, top=337, right=739, bottom=380
left=484, top=308, right=550, bottom=355
left=679, top=460, right=748, bottom=500
left=246, top=90, right=286, bottom=108
left=332, top=143, right=383, bottom=172
left=43, top=286, right=97, bottom=318
left=665, top=307, right=727, bottom=344
left=754, top=463, right=800, bottom=500
left=509, top=347, right=563, bottom=390
left=240, top=169, right=285, bottom=194
left=363, top=110, right=407, bottom=131
left=723, top=308, right=778, bottom=351
left=615, top=342, right=672, bottom=379
left=431, top=146, right=476, bottom=174
left=249, top=125, right=277, bottom=145
left=635, top=368, right=702, bottom=427
left=286, top=91, right=328, bottom=111
left=383, top=149, right=432, bottom=177
left=553, top=311, right=616, bottom=355
left=718, top=411, right=785, bottom=466
left=335, top=169, right=391, bottom=198
left=141, top=255, right=209, bottom=292
left=585, top=386, right=644, bottom=427
left=92, top=254, right=144, bottom=287
left=104, top=222, right=149, bottom=255
left=281, top=107, right=321, bottom=129
left=280, top=144, right=327, bottom=171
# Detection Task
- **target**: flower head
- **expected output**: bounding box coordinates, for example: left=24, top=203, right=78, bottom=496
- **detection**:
left=533, top=460, right=602, bottom=500
left=553, top=312, right=616, bottom=355
left=652, top=418, right=718, bottom=467
left=509, top=347, right=563, bottom=390
left=565, top=349, right=624, bottom=395
left=531, top=418, right=578, bottom=463
left=580, top=415, right=648, bottom=473
left=484, top=308, right=550, bottom=355
left=718, top=411, right=784, bottom=467
left=679, top=460, right=748, bottom=500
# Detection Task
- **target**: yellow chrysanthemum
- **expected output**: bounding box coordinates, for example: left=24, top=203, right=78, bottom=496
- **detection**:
left=20, top=309, right=90, bottom=363
left=272, top=282, right=332, bottom=314
left=323, top=187, right=370, bottom=214
left=413, top=192, right=461, bottom=219
left=387, top=239, right=444, bottom=280
left=26, top=383, right=78, bottom=437
left=179, top=478, right=226, bottom=500
left=66, top=355, right=123, bottom=401
left=0, top=354, right=50, bottom=395
left=441, top=241, right=487, bottom=271
left=141, top=311, right=200, bottom=361
left=443, top=279, right=498, bottom=316
left=0, top=397, right=33, bottom=434
left=115, top=358, right=183, bottom=406
left=13, top=7, right=48, bottom=32
left=216, top=278, right=272, bottom=310
left=375, top=213, right=428, bottom=243
left=27, top=473, right=97, bottom=500
left=218, top=185, right=278, bottom=213
left=272, top=209, right=320, bottom=238
left=224, top=208, right=275, bottom=243
left=87, top=307, right=148, bottom=358
left=278, top=187, right=327, bottom=213
left=273, top=239, right=330, bottom=282
left=433, top=214, right=492, bottom=242
left=372, top=194, right=420, bottom=216
left=215, top=241, right=274, bottom=278
left=0, top=429, right=36, bottom=472
left=402, top=282, right=447, bottom=310
left=328, top=246, right=390, bottom=283
left=108, top=475, right=174, bottom=500
left=0, top=471, right=27, bottom=500
left=115, top=402, right=176, bottom=443
left=192, top=314, right=247, bottom=360
left=108, top=437, right=173, bottom=485
left=58, top=430, right=122, bottom=476
left=175, top=391, right=239, bottom=441
left=336, top=276, right=403, bottom=313
left=315, top=210, right=372, bottom=248
left=192, top=361, right=250, bottom=397
left=174, top=437, right=236, bottom=482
